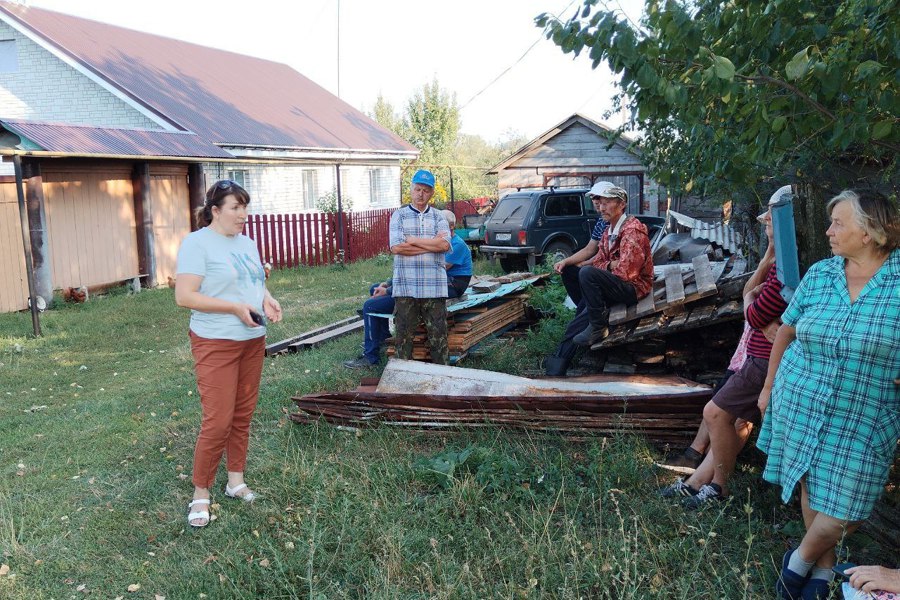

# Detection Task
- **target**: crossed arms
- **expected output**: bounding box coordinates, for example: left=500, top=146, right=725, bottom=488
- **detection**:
left=391, top=234, right=450, bottom=256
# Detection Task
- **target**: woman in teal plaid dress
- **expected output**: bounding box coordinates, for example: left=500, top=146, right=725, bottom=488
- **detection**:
left=756, top=190, right=900, bottom=600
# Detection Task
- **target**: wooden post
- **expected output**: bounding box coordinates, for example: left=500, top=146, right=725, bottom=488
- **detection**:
left=13, top=155, right=41, bottom=336
left=21, top=159, right=52, bottom=307
left=188, top=163, right=205, bottom=232
left=132, top=162, right=156, bottom=288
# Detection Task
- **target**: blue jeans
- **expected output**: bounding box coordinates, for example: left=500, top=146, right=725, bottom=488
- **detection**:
left=360, top=280, right=467, bottom=364
left=362, top=284, right=395, bottom=364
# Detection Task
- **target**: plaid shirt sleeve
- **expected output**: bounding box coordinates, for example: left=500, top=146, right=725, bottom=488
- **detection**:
left=388, top=209, right=404, bottom=247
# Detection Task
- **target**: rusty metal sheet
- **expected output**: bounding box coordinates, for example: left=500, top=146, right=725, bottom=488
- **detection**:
left=375, top=359, right=710, bottom=397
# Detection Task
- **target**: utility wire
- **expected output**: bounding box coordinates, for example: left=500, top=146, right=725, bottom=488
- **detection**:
left=459, top=0, right=579, bottom=111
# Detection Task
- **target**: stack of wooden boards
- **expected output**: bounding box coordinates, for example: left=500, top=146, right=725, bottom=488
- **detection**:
left=594, top=254, right=749, bottom=351
left=386, top=294, right=528, bottom=361
left=381, top=273, right=545, bottom=362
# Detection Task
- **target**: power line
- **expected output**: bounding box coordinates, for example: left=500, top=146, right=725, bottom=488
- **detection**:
left=459, top=0, right=579, bottom=111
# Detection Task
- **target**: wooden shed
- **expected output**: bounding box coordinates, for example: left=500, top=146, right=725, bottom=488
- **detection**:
left=488, top=114, right=665, bottom=216
left=0, top=117, right=232, bottom=313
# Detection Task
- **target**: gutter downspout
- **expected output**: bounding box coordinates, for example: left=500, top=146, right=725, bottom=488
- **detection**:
left=335, top=163, right=345, bottom=264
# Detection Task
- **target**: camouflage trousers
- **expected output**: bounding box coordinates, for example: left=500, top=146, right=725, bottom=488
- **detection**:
left=394, top=297, right=449, bottom=365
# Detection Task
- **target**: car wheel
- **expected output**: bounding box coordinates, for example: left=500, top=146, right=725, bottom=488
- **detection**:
left=542, top=241, right=574, bottom=266
left=499, top=256, right=528, bottom=274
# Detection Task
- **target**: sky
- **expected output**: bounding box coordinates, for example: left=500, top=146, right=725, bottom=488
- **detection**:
left=22, top=0, right=644, bottom=143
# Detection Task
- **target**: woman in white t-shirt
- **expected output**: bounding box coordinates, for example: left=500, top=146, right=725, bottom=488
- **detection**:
left=175, top=180, right=282, bottom=527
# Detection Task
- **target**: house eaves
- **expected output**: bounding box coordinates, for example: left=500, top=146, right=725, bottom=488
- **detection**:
left=0, top=119, right=234, bottom=161
left=223, top=145, right=420, bottom=163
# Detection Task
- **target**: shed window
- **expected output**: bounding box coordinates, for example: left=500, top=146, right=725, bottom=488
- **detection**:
left=0, top=40, right=17, bottom=73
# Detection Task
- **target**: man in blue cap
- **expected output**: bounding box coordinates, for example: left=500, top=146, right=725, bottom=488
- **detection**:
left=342, top=208, right=472, bottom=369
left=387, top=169, right=452, bottom=364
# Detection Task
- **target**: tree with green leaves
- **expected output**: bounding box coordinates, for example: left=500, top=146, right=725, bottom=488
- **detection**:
left=369, top=83, right=526, bottom=203
left=404, top=79, right=460, bottom=164
left=539, top=0, right=898, bottom=267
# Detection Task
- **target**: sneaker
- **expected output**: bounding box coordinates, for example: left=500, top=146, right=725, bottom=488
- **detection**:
left=343, top=355, right=376, bottom=369
left=573, top=325, right=594, bottom=346
left=800, top=578, right=830, bottom=600
left=656, top=448, right=704, bottom=475
left=658, top=478, right=698, bottom=498
left=682, top=483, right=724, bottom=509
left=777, top=549, right=810, bottom=600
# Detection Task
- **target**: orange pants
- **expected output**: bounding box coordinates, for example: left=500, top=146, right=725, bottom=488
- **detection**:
left=189, top=331, right=265, bottom=489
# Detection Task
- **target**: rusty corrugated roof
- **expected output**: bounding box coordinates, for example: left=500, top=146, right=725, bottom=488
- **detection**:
left=1, top=119, right=234, bottom=159
left=0, top=2, right=418, bottom=156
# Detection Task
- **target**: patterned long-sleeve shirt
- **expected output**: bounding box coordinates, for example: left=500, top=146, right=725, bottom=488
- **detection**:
left=589, top=215, right=653, bottom=299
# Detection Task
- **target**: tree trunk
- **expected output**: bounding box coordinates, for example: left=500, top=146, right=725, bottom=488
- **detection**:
left=793, top=183, right=832, bottom=275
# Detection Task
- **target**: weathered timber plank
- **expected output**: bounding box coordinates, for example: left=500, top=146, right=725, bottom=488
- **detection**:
left=472, top=281, right=500, bottom=293
left=633, top=290, right=658, bottom=319
left=692, top=254, right=717, bottom=295
left=663, top=265, right=686, bottom=312
left=267, top=316, right=362, bottom=355
left=287, top=320, right=364, bottom=351
left=685, top=303, right=717, bottom=324
left=609, top=303, right=629, bottom=324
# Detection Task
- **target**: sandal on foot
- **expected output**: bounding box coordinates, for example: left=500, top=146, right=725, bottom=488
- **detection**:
left=224, top=483, right=257, bottom=502
left=187, top=498, right=211, bottom=528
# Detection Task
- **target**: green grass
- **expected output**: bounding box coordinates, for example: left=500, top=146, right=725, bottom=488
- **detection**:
left=0, top=256, right=891, bottom=599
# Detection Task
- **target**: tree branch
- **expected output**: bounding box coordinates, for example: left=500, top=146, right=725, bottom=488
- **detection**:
left=735, top=72, right=836, bottom=122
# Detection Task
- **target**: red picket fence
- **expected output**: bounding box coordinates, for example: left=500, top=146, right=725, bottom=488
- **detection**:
left=345, top=207, right=394, bottom=261
left=244, top=203, right=483, bottom=269
left=243, top=212, right=340, bottom=268
left=243, top=208, right=396, bottom=268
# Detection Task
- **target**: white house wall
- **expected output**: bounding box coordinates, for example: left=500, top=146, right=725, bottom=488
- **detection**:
left=201, top=162, right=401, bottom=215
left=0, top=21, right=162, bottom=129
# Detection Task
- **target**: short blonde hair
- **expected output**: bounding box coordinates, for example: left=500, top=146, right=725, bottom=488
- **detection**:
left=827, top=190, right=900, bottom=251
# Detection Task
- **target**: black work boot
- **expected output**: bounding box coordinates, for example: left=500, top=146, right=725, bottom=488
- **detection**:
left=543, top=356, right=570, bottom=376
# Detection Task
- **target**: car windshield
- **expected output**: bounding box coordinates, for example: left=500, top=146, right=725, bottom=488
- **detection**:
left=492, top=198, right=531, bottom=223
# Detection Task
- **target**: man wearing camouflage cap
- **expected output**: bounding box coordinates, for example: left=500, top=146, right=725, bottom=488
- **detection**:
left=544, top=181, right=653, bottom=375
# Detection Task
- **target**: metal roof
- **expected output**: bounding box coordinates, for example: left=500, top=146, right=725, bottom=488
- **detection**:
left=0, top=119, right=234, bottom=159
left=0, top=2, right=418, bottom=157
left=667, top=210, right=742, bottom=254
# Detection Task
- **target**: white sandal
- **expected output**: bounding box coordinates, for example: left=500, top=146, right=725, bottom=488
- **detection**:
left=187, top=498, right=211, bottom=527
left=224, top=483, right=257, bottom=503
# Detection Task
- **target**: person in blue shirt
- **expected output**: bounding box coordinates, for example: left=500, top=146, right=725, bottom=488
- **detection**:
left=175, top=180, right=283, bottom=528
left=343, top=208, right=473, bottom=368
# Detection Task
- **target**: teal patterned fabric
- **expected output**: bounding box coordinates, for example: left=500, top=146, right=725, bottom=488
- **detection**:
left=758, top=249, right=900, bottom=521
